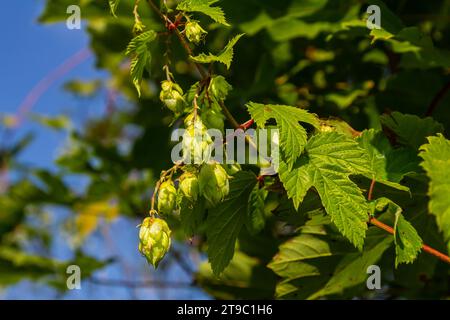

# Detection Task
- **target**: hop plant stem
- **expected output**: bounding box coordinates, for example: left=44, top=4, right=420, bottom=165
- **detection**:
left=146, top=0, right=207, bottom=78
left=368, top=179, right=450, bottom=265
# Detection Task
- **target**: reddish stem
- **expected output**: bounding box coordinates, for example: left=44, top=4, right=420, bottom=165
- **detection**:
left=369, top=217, right=450, bottom=265
left=367, top=179, right=450, bottom=265
left=239, top=119, right=254, bottom=130
left=368, top=178, right=376, bottom=201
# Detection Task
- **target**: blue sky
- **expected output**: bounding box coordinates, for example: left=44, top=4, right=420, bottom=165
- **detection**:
left=0, top=2, right=104, bottom=169
left=0, top=1, right=209, bottom=299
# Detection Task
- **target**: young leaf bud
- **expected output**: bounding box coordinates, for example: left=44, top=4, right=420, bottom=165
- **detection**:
left=209, top=76, right=232, bottom=101
left=132, top=20, right=146, bottom=35
left=160, top=80, right=186, bottom=114
left=185, top=21, right=207, bottom=45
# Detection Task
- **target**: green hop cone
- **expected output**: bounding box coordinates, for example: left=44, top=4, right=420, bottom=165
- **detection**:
left=182, top=116, right=212, bottom=164
left=209, top=76, right=232, bottom=101
left=159, top=80, right=185, bottom=114
left=157, top=180, right=177, bottom=214
left=179, top=172, right=200, bottom=201
left=185, top=21, right=207, bottom=45
left=183, top=112, right=196, bottom=127
left=138, top=217, right=171, bottom=268
left=199, top=163, right=230, bottom=207
left=201, top=108, right=225, bottom=132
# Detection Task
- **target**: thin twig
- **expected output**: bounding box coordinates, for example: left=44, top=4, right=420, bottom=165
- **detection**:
left=369, top=217, right=450, bottom=265
left=368, top=178, right=376, bottom=201
left=425, top=79, right=450, bottom=116
left=146, top=0, right=207, bottom=78
left=150, top=162, right=181, bottom=214
left=89, top=277, right=195, bottom=288
left=218, top=101, right=240, bottom=129
left=239, top=119, right=254, bottom=130
left=174, top=29, right=208, bottom=78
left=10, top=47, right=91, bottom=132
left=367, top=179, right=450, bottom=265
left=133, top=0, right=142, bottom=23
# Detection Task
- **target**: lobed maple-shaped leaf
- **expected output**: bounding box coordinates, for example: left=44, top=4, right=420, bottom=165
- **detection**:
left=246, top=102, right=319, bottom=169
left=278, top=132, right=372, bottom=249
left=419, top=134, right=450, bottom=253
left=191, top=34, right=244, bottom=69
left=268, top=213, right=392, bottom=299
left=177, top=0, right=229, bottom=26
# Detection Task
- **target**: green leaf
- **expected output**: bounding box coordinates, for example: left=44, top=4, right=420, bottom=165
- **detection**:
left=64, top=79, right=102, bottom=98
left=374, top=197, right=423, bottom=267
left=368, top=0, right=404, bottom=42
left=191, top=34, right=244, bottom=69
left=357, top=129, right=421, bottom=191
left=371, top=25, right=450, bottom=69
left=206, top=171, right=257, bottom=275
left=246, top=186, right=267, bottom=235
left=268, top=216, right=353, bottom=281
left=419, top=134, right=450, bottom=252
left=279, top=132, right=372, bottom=249
left=31, top=114, right=71, bottom=131
left=179, top=197, right=206, bottom=236
left=108, top=0, right=120, bottom=17
left=393, top=203, right=423, bottom=267
left=308, top=231, right=393, bottom=299
left=197, top=251, right=276, bottom=299
left=246, top=102, right=319, bottom=168
left=177, top=0, right=229, bottom=26
left=125, top=30, right=157, bottom=96
left=0, top=247, right=109, bottom=288
left=268, top=214, right=392, bottom=299
left=380, top=112, right=444, bottom=149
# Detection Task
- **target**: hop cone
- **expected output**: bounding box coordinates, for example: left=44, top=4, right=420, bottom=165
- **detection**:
left=199, top=163, right=230, bottom=207
left=179, top=172, right=200, bottom=201
left=159, top=80, right=185, bottom=114
left=157, top=180, right=177, bottom=214
left=185, top=21, right=207, bottom=45
left=182, top=116, right=212, bottom=164
left=138, top=217, right=171, bottom=268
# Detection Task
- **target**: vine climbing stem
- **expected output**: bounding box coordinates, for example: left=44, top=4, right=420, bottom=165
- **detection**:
left=145, top=0, right=450, bottom=269
left=150, top=162, right=181, bottom=215
left=146, top=0, right=243, bottom=130
left=367, top=179, right=450, bottom=265
left=146, top=0, right=207, bottom=79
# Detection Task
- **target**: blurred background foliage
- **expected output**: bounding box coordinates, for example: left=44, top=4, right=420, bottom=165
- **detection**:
left=0, top=0, right=450, bottom=299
